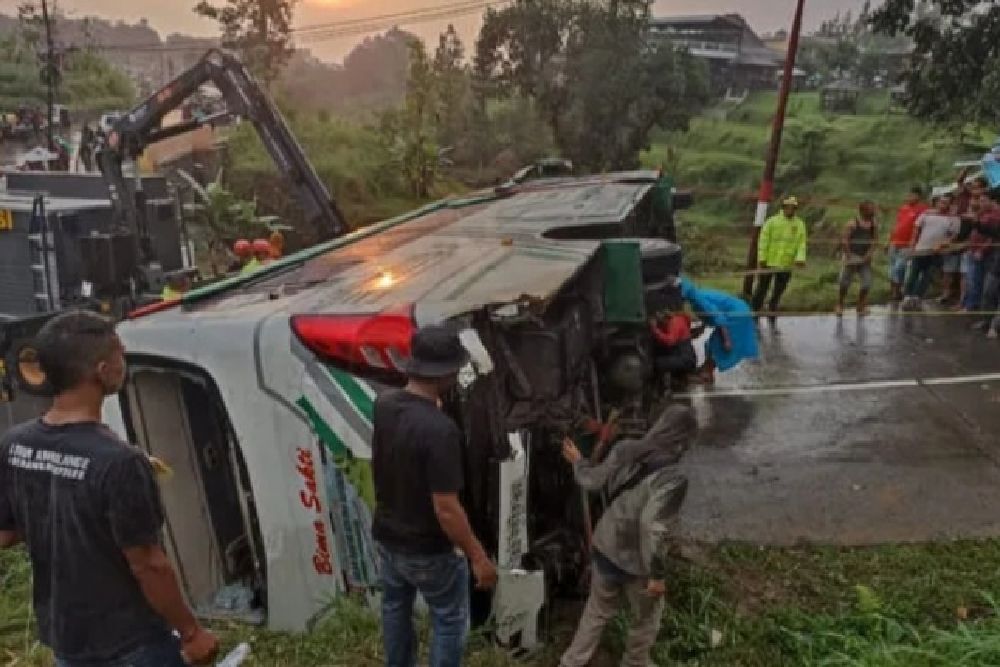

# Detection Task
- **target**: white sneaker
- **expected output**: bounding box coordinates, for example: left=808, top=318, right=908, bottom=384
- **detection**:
left=988, top=329, right=999, bottom=340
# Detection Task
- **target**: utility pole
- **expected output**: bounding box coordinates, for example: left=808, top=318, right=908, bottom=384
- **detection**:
left=742, top=0, right=807, bottom=299
left=41, top=0, right=55, bottom=151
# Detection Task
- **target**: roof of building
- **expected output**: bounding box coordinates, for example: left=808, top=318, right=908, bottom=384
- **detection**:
left=650, top=14, right=749, bottom=30
left=736, top=46, right=784, bottom=68
left=650, top=13, right=783, bottom=69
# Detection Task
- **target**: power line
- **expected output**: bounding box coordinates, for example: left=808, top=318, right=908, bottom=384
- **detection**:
left=86, top=0, right=511, bottom=53
left=292, top=0, right=506, bottom=35
left=298, top=1, right=511, bottom=44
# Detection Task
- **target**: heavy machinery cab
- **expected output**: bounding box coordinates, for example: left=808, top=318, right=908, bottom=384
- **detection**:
left=95, top=48, right=348, bottom=305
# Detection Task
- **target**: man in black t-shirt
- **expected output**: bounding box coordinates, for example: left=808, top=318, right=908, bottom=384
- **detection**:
left=0, top=311, right=218, bottom=667
left=373, top=325, right=497, bottom=667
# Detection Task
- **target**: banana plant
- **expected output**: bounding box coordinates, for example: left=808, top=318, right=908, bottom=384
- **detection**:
left=177, top=168, right=288, bottom=276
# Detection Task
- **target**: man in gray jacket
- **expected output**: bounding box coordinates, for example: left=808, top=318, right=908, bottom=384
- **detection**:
left=559, top=405, right=696, bottom=667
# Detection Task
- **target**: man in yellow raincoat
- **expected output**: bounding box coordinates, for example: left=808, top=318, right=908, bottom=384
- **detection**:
left=752, top=196, right=808, bottom=327
left=160, top=273, right=191, bottom=302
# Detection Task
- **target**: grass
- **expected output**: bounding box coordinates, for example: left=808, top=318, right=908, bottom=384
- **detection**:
left=4, top=90, right=996, bottom=665
left=643, top=90, right=993, bottom=312
left=7, top=541, right=1000, bottom=665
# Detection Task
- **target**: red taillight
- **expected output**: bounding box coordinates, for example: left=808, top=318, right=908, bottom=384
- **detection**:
left=291, top=305, right=415, bottom=373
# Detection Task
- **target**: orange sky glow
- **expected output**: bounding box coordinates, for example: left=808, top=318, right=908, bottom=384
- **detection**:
left=0, top=0, right=867, bottom=63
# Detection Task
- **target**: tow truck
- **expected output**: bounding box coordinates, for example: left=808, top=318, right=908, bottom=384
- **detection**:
left=3, top=50, right=690, bottom=653
left=2, top=49, right=348, bottom=426
left=96, top=48, right=347, bottom=293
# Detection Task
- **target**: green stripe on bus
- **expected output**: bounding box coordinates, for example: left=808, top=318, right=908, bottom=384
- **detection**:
left=296, top=396, right=349, bottom=458
left=325, top=366, right=375, bottom=424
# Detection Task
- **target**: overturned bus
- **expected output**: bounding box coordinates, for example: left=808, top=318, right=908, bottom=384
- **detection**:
left=11, top=171, right=685, bottom=652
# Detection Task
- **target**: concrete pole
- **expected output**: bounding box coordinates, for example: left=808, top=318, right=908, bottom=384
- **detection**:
left=42, top=0, right=55, bottom=151
left=742, top=0, right=807, bottom=300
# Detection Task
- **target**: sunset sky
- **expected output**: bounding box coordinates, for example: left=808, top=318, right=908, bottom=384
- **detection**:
left=0, top=0, right=868, bottom=62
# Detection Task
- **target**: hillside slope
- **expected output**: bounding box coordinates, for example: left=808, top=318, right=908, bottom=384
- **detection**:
left=643, top=91, right=989, bottom=310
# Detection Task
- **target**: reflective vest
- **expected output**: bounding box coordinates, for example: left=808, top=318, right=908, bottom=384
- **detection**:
left=758, top=214, right=808, bottom=269
left=240, top=258, right=262, bottom=274
left=161, top=285, right=183, bottom=301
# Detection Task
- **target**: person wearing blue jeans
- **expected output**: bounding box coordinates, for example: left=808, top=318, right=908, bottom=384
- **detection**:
left=904, top=254, right=942, bottom=302
left=379, top=546, right=471, bottom=666
left=372, top=326, right=497, bottom=667
left=962, top=251, right=986, bottom=311
left=902, top=195, right=960, bottom=311
left=981, top=269, right=1000, bottom=339
left=964, top=192, right=1000, bottom=311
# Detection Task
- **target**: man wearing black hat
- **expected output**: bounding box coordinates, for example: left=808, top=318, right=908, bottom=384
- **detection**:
left=372, top=325, right=497, bottom=667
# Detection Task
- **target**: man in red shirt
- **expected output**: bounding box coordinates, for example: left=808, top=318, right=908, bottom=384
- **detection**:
left=649, top=311, right=697, bottom=388
left=888, top=187, right=929, bottom=302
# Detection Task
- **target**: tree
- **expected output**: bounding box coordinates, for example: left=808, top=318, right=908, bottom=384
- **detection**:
left=871, top=0, right=1000, bottom=125
left=340, top=28, right=415, bottom=102
left=475, top=0, right=709, bottom=172
left=194, top=0, right=296, bottom=83
left=474, top=0, right=573, bottom=100
left=62, top=50, right=135, bottom=110
left=379, top=41, right=439, bottom=198
left=432, top=25, right=472, bottom=155
left=178, top=169, right=281, bottom=276
left=820, top=38, right=860, bottom=79
left=0, top=28, right=134, bottom=112
left=275, top=28, right=419, bottom=113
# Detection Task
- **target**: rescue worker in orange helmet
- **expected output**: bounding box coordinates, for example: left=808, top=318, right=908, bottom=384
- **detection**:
left=252, top=239, right=274, bottom=266
left=232, top=238, right=260, bottom=275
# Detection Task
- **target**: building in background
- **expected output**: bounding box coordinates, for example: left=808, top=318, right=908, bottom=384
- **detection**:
left=650, top=14, right=783, bottom=96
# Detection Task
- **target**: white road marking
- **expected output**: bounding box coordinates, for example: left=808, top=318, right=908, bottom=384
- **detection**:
left=922, top=373, right=1000, bottom=386
left=675, top=373, right=1000, bottom=400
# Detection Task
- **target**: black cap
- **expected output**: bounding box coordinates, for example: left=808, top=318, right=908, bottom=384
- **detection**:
left=404, top=325, right=470, bottom=379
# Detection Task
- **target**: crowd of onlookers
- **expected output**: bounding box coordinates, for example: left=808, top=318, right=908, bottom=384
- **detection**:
left=744, top=174, right=1000, bottom=340
left=886, top=172, right=1000, bottom=337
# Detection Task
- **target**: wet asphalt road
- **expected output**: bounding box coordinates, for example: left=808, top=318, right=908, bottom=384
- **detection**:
left=678, top=308, right=1000, bottom=546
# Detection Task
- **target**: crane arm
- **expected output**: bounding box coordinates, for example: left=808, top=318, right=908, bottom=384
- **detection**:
left=98, top=49, right=348, bottom=254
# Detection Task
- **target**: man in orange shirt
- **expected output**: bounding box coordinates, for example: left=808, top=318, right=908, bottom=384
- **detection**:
left=649, top=310, right=697, bottom=389
left=888, top=187, right=929, bottom=302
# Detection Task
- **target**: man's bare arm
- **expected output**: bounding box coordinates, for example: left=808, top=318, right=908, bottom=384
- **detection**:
left=123, top=545, right=218, bottom=664
left=432, top=492, right=497, bottom=589
left=123, top=544, right=199, bottom=636
left=432, top=493, right=487, bottom=563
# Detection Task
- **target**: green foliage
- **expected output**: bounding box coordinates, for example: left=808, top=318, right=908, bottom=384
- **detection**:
left=0, top=29, right=135, bottom=110
left=474, top=0, right=572, bottom=101
left=798, top=3, right=911, bottom=87
left=194, top=0, right=296, bottom=84
left=378, top=40, right=439, bottom=198
left=433, top=25, right=472, bottom=156
left=475, top=0, right=709, bottom=172
left=275, top=28, right=418, bottom=117
left=553, top=1, right=709, bottom=171
left=871, top=0, right=1000, bottom=126
left=0, top=548, right=47, bottom=666
left=178, top=169, right=281, bottom=275
left=224, top=112, right=425, bottom=234
left=13, top=540, right=1000, bottom=665
left=61, top=51, right=135, bottom=111
left=338, top=28, right=415, bottom=109
left=643, top=90, right=980, bottom=311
